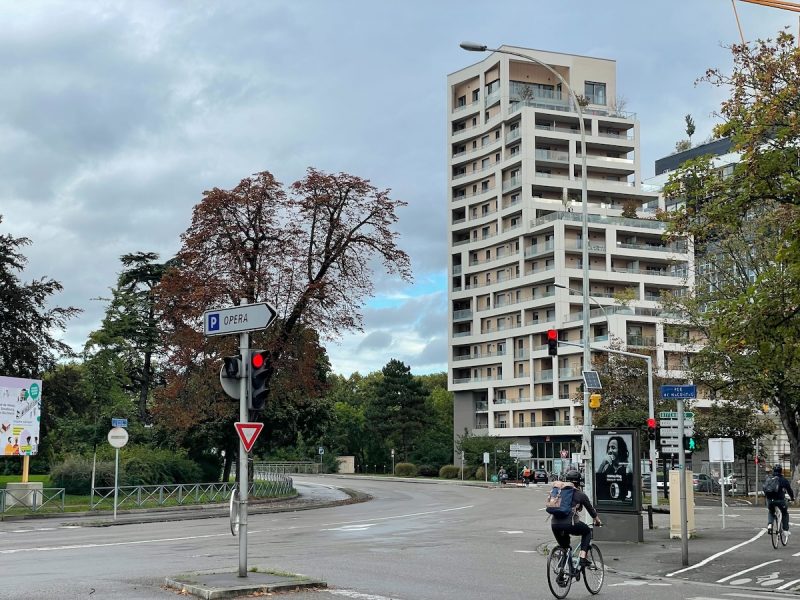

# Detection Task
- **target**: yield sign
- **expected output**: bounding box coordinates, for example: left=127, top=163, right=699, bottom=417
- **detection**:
left=235, top=422, right=264, bottom=453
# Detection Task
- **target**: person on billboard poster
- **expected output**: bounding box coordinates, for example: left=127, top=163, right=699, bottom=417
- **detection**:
left=595, top=434, right=633, bottom=504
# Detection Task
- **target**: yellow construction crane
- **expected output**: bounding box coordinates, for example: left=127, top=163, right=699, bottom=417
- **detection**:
left=732, top=0, right=800, bottom=44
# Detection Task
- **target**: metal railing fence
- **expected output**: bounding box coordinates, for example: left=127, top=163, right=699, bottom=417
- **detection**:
left=1, top=487, right=65, bottom=514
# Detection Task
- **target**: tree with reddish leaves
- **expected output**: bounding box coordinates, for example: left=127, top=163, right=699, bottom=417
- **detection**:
left=154, top=169, right=411, bottom=475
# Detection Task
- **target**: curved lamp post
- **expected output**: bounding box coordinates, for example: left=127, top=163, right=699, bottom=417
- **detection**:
left=460, top=42, right=593, bottom=499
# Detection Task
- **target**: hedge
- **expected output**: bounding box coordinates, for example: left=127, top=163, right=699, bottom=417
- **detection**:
left=394, top=462, right=417, bottom=477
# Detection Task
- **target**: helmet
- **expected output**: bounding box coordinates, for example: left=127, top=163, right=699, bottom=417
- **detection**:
left=565, top=470, right=581, bottom=485
left=773, top=465, right=783, bottom=475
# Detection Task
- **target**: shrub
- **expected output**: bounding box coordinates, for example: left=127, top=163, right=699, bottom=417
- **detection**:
left=439, top=464, right=461, bottom=479
left=417, top=464, right=438, bottom=477
left=51, top=456, right=115, bottom=495
left=475, top=466, right=486, bottom=481
left=394, top=462, right=417, bottom=477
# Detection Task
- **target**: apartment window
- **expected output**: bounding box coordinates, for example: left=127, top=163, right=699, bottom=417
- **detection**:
left=497, top=366, right=502, bottom=377
left=498, top=342, right=505, bottom=354
left=482, top=158, right=491, bottom=169
left=517, top=364, right=524, bottom=377
left=561, top=384, right=570, bottom=396
left=481, top=135, right=490, bottom=146
left=511, top=168, right=520, bottom=179
left=546, top=309, right=555, bottom=320
left=485, top=249, right=491, bottom=259
left=482, top=226, right=490, bottom=238
left=518, top=413, right=525, bottom=427
left=487, top=367, right=492, bottom=377
left=472, top=117, right=477, bottom=126
left=486, top=79, right=500, bottom=95
left=472, top=140, right=477, bottom=149
left=495, top=153, right=500, bottom=162
left=486, top=273, right=492, bottom=284
left=510, top=217, right=520, bottom=227
left=457, top=95, right=466, bottom=107
left=482, top=204, right=489, bottom=216
left=481, top=180, right=490, bottom=191
left=584, top=81, right=606, bottom=105
left=495, top=130, right=501, bottom=139
left=472, top=89, right=479, bottom=102
left=510, top=146, right=519, bottom=156
left=471, top=207, right=478, bottom=219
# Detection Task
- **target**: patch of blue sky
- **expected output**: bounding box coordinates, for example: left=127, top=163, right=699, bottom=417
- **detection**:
left=365, top=270, right=446, bottom=309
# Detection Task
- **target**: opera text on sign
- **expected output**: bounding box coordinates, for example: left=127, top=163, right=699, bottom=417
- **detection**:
left=203, top=302, right=277, bottom=336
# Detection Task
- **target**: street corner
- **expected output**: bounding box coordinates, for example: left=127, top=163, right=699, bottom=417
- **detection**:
left=165, top=568, right=326, bottom=599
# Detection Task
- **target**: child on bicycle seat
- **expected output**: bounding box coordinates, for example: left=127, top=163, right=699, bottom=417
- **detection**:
left=551, top=469, right=602, bottom=567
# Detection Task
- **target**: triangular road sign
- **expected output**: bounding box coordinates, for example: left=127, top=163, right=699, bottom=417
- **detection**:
left=235, top=422, right=264, bottom=453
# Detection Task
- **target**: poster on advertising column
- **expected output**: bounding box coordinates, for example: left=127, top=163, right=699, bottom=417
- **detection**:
left=0, top=376, right=42, bottom=456
left=591, top=428, right=641, bottom=513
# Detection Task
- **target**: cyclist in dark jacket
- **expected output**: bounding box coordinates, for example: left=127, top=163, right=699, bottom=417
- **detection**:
left=551, top=469, right=602, bottom=566
left=766, top=465, right=795, bottom=535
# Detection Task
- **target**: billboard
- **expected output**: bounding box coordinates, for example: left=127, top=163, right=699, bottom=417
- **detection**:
left=1, top=376, right=42, bottom=456
left=591, top=428, right=641, bottom=513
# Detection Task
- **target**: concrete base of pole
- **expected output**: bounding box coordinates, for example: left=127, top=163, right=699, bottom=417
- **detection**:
left=4, top=482, right=43, bottom=508
left=593, top=512, right=643, bottom=542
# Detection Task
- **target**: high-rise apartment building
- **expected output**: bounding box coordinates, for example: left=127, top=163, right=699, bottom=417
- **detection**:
left=447, top=46, right=690, bottom=472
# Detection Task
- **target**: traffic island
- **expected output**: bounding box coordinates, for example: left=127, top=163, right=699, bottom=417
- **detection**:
left=165, top=568, right=326, bottom=599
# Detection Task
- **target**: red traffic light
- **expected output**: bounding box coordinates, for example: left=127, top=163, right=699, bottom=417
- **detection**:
left=251, top=353, right=265, bottom=369
left=547, top=329, right=558, bottom=341
left=647, top=418, right=656, bottom=429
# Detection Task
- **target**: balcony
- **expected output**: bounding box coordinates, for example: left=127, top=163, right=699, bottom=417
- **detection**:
left=475, top=401, right=488, bottom=411
left=535, top=149, right=570, bottom=163
left=535, top=369, right=554, bottom=382
left=627, top=335, right=656, bottom=347
left=506, top=129, right=521, bottom=143
left=531, top=211, right=667, bottom=231
left=502, top=176, right=522, bottom=192
left=525, top=241, right=556, bottom=258
left=453, top=99, right=480, bottom=114
left=453, top=309, right=473, bottom=322
left=616, top=241, right=688, bottom=254
left=559, top=366, right=583, bottom=379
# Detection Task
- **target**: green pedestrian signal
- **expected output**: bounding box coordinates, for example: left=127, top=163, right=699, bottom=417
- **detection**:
left=683, top=435, right=696, bottom=452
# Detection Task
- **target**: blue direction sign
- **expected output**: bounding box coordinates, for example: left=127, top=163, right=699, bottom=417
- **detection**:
left=660, top=384, right=697, bottom=399
left=111, top=418, right=128, bottom=428
left=203, top=302, right=277, bottom=336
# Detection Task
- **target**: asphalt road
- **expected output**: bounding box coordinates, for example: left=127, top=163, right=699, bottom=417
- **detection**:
left=1, top=477, right=798, bottom=599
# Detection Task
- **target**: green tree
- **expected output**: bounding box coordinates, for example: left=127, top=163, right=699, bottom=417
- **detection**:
left=85, top=252, right=169, bottom=422
left=455, top=431, right=511, bottom=475
left=661, top=30, right=800, bottom=484
left=0, top=215, right=80, bottom=377
left=684, top=114, right=696, bottom=144
left=367, top=359, right=428, bottom=462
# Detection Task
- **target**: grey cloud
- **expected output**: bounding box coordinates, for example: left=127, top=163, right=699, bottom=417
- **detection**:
left=356, top=330, right=393, bottom=353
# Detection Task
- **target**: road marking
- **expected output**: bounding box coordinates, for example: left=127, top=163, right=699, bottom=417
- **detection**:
left=329, top=590, right=404, bottom=600
left=499, top=530, right=524, bottom=534
left=776, top=579, right=800, bottom=591
left=323, top=524, right=377, bottom=532
left=667, top=529, right=767, bottom=576
left=725, top=592, right=799, bottom=598
left=716, top=560, right=781, bottom=583
left=513, top=550, right=536, bottom=553
left=0, top=504, right=475, bottom=555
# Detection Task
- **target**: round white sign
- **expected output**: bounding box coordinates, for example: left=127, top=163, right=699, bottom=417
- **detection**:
left=107, top=427, right=129, bottom=449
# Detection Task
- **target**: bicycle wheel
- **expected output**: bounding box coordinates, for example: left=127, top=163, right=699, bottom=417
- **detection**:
left=770, top=507, right=780, bottom=549
left=583, top=543, right=605, bottom=594
left=547, top=546, right=572, bottom=599
left=780, top=528, right=788, bottom=546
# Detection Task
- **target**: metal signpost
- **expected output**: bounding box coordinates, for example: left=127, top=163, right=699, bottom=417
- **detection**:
left=107, top=425, right=129, bottom=520
left=709, top=437, right=734, bottom=529
left=660, top=384, right=696, bottom=566
left=204, top=299, right=277, bottom=578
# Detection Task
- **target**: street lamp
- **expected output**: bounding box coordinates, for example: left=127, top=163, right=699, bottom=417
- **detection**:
left=460, top=42, right=593, bottom=500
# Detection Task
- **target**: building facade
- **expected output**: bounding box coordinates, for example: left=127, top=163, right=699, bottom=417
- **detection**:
left=447, top=46, right=691, bottom=472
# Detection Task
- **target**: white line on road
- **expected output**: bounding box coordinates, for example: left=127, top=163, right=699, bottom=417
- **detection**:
left=329, top=590, right=405, bottom=600
left=513, top=550, right=537, bottom=553
left=776, top=579, right=800, bottom=591
left=716, top=559, right=781, bottom=583
left=725, top=592, right=798, bottom=599
left=499, top=530, right=524, bottom=534
left=666, top=529, right=767, bottom=577
left=0, top=504, right=475, bottom=555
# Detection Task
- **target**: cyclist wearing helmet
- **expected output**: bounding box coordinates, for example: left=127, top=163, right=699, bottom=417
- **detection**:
left=551, top=470, right=602, bottom=567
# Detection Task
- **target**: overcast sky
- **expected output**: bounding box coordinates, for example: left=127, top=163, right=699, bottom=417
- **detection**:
left=1, top=1, right=790, bottom=377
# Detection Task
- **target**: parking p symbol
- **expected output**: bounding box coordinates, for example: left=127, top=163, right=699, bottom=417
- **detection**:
left=208, top=313, right=220, bottom=331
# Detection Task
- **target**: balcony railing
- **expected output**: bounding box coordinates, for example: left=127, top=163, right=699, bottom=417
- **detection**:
left=531, top=211, right=667, bottom=231
left=535, top=149, right=570, bottom=162
left=453, top=309, right=473, bottom=321
left=627, top=335, right=656, bottom=347
left=535, top=370, right=554, bottom=381
left=616, top=241, right=688, bottom=254
left=502, top=176, right=522, bottom=192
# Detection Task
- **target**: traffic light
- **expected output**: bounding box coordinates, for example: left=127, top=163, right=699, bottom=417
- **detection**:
left=683, top=433, right=696, bottom=452
left=547, top=329, right=558, bottom=356
left=589, top=392, right=601, bottom=409
left=647, top=418, right=657, bottom=441
left=222, top=355, right=241, bottom=379
left=249, top=349, right=269, bottom=411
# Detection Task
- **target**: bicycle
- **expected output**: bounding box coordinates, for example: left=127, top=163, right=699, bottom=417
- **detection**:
left=768, top=500, right=789, bottom=549
left=546, top=529, right=605, bottom=598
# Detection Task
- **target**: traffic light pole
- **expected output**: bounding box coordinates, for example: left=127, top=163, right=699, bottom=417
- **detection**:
left=559, top=340, right=658, bottom=505
left=238, top=322, right=250, bottom=577
left=677, top=399, right=689, bottom=566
